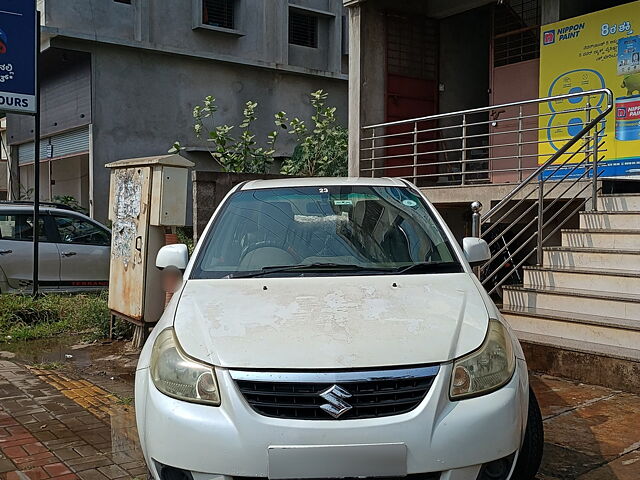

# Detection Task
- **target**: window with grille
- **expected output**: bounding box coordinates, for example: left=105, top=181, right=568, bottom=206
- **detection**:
left=493, top=0, right=541, bottom=67
left=203, top=0, right=235, bottom=29
left=289, top=11, right=318, bottom=48
left=386, top=14, right=438, bottom=80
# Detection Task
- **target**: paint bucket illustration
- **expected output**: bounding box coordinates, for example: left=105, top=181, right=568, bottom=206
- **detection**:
left=615, top=95, right=640, bottom=141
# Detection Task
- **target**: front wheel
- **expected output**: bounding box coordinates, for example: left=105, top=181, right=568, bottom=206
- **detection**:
left=512, top=387, right=544, bottom=479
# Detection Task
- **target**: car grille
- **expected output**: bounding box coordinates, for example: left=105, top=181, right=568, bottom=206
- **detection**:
left=231, top=366, right=439, bottom=420
left=235, top=475, right=441, bottom=480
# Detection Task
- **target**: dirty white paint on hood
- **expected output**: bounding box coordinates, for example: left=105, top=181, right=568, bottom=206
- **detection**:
left=173, top=273, right=489, bottom=370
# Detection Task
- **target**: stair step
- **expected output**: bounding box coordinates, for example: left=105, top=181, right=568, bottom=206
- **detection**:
left=516, top=331, right=640, bottom=393
left=514, top=329, right=640, bottom=393
left=598, top=194, right=640, bottom=212
left=544, top=246, right=640, bottom=271
left=561, top=229, right=640, bottom=249
left=503, top=285, right=640, bottom=320
left=523, top=266, right=640, bottom=295
left=579, top=211, right=640, bottom=230
left=503, top=306, right=640, bottom=353
left=515, top=329, right=640, bottom=362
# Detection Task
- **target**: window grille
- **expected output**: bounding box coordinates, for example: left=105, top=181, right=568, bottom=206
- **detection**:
left=386, top=14, right=438, bottom=80
left=493, top=0, right=541, bottom=67
left=203, top=0, right=235, bottom=29
left=289, top=11, right=318, bottom=48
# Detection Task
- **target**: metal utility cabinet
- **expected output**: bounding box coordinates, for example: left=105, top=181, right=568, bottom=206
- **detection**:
left=106, top=155, right=194, bottom=346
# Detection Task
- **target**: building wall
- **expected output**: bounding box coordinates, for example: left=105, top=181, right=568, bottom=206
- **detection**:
left=18, top=155, right=89, bottom=205
left=9, top=0, right=348, bottom=220
left=89, top=43, right=348, bottom=221
left=439, top=7, right=490, bottom=114
left=558, top=0, right=637, bottom=20
left=7, top=49, right=91, bottom=146
left=40, top=0, right=346, bottom=74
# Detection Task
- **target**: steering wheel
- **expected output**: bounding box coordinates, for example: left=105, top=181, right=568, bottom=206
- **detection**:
left=239, top=241, right=301, bottom=263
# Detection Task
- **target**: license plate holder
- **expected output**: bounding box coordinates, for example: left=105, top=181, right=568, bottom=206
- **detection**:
left=267, top=443, right=407, bottom=479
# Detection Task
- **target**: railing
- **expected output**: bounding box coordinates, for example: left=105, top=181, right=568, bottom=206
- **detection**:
left=360, top=88, right=614, bottom=297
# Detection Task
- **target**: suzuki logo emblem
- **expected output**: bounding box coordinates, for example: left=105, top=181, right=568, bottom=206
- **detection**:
left=319, top=385, right=353, bottom=419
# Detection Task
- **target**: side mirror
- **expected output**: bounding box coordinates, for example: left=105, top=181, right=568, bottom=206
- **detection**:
left=156, top=244, right=189, bottom=271
left=462, top=237, right=490, bottom=266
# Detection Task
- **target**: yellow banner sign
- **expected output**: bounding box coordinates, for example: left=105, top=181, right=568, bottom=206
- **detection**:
left=539, top=1, right=640, bottom=176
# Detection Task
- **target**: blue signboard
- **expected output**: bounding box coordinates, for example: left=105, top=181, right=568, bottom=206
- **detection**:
left=0, top=0, right=36, bottom=114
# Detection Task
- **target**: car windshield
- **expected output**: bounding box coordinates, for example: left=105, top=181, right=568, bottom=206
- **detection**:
left=191, top=185, right=461, bottom=279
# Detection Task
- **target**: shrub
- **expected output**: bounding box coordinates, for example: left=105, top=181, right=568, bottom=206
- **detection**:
left=171, top=89, right=347, bottom=177
left=280, top=90, right=348, bottom=177
left=171, top=97, right=286, bottom=174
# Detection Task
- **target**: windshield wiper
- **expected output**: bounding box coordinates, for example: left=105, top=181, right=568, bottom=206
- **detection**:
left=228, top=263, right=396, bottom=279
left=393, top=261, right=463, bottom=275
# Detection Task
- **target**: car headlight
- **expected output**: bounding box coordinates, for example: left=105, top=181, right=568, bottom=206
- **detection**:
left=450, top=319, right=516, bottom=399
left=150, top=328, right=220, bottom=406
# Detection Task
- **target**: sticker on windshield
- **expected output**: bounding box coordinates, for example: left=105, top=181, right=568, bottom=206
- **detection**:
left=333, top=200, right=353, bottom=205
left=402, top=199, right=417, bottom=207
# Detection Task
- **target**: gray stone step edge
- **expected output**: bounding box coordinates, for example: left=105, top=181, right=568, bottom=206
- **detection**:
left=502, top=305, right=640, bottom=332
left=514, top=329, right=640, bottom=363
left=503, top=285, right=640, bottom=303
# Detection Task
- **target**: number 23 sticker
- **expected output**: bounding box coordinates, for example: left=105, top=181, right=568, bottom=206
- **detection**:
left=318, top=188, right=329, bottom=193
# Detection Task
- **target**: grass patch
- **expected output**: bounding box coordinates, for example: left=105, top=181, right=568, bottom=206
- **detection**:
left=32, top=361, right=64, bottom=370
left=115, top=395, right=134, bottom=406
left=0, top=292, right=129, bottom=342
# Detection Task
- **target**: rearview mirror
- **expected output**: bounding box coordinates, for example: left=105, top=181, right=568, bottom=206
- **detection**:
left=462, top=237, right=490, bottom=266
left=156, top=244, right=189, bottom=271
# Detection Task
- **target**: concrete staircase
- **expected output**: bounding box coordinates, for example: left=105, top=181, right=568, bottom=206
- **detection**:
left=501, top=193, right=640, bottom=392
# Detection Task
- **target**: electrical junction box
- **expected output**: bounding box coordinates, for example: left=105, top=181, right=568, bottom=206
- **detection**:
left=105, top=154, right=194, bottom=345
left=150, top=165, right=190, bottom=226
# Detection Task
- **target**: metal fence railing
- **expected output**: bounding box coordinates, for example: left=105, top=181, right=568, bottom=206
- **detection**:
left=361, top=88, right=614, bottom=297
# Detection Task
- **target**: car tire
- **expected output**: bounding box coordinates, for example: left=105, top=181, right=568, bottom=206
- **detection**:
left=512, top=387, right=544, bottom=479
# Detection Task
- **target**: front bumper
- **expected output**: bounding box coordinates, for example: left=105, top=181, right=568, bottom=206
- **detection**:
left=135, top=360, right=528, bottom=480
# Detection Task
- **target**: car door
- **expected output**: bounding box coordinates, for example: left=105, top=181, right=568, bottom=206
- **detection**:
left=0, top=211, right=61, bottom=292
left=52, top=213, right=111, bottom=291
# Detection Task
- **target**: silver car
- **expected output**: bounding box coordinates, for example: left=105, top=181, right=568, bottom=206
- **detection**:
left=0, top=202, right=111, bottom=293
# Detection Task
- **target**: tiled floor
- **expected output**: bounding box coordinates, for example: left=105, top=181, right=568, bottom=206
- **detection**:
left=0, top=356, right=639, bottom=479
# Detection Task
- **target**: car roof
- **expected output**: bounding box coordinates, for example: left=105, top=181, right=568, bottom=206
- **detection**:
left=240, top=177, right=409, bottom=190
left=0, top=204, right=108, bottom=228
left=0, top=204, right=74, bottom=214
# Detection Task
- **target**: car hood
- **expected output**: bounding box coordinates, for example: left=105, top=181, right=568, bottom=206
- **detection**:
left=173, top=273, right=489, bottom=370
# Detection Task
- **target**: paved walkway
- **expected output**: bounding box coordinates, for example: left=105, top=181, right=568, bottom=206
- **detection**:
left=0, top=358, right=639, bottom=480
left=0, top=361, right=144, bottom=480
left=532, top=375, right=640, bottom=480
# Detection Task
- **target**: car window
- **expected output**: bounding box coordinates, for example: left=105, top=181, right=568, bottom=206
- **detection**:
left=0, top=214, right=48, bottom=242
left=192, top=185, right=460, bottom=278
left=54, top=216, right=110, bottom=246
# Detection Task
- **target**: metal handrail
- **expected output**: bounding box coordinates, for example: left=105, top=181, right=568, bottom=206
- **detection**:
left=360, top=87, right=614, bottom=298
left=480, top=90, right=612, bottom=222
left=363, top=88, right=610, bottom=130
left=474, top=91, right=612, bottom=296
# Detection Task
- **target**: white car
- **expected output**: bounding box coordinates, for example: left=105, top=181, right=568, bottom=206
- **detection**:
left=0, top=202, right=110, bottom=293
left=135, top=178, right=543, bottom=480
